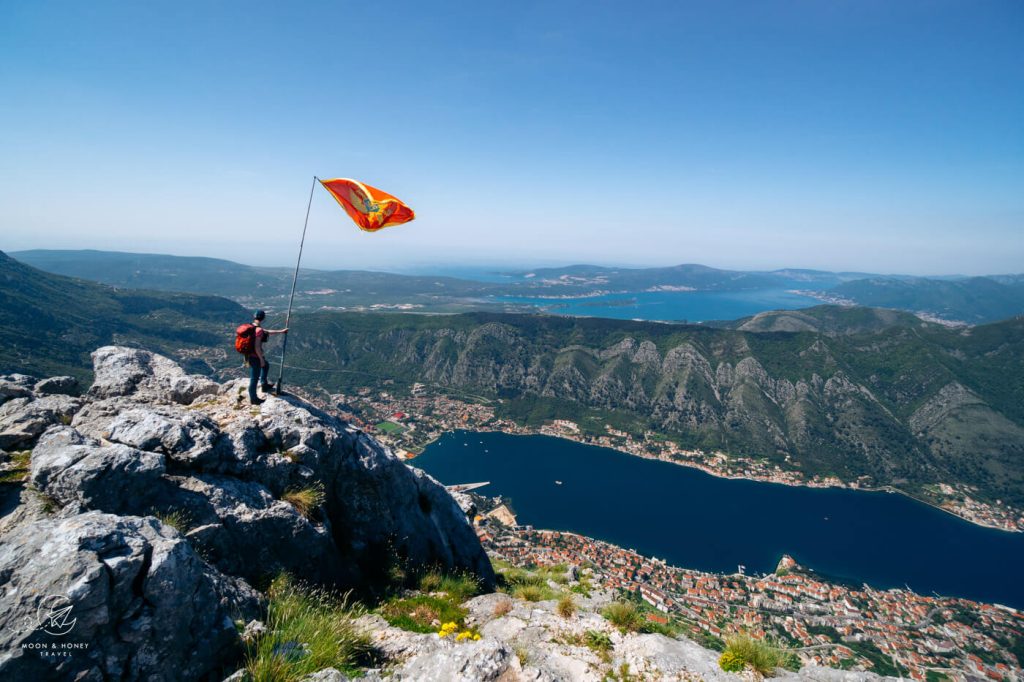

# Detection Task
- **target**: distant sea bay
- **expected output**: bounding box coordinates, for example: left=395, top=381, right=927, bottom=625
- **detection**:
left=416, top=431, right=1024, bottom=609
left=494, top=288, right=820, bottom=322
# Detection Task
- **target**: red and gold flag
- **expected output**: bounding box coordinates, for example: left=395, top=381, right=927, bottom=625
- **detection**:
left=318, top=178, right=415, bottom=232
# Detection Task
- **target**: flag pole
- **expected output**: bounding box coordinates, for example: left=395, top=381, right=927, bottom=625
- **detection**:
left=275, top=175, right=318, bottom=395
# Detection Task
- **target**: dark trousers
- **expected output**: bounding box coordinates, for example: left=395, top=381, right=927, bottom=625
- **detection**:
left=248, top=355, right=269, bottom=402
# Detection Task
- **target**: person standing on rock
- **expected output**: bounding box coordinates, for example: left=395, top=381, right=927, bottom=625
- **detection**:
left=245, top=310, right=287, bottom=405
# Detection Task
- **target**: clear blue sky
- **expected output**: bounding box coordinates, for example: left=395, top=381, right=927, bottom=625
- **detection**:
left=2, top=1, right=1021, bottom=275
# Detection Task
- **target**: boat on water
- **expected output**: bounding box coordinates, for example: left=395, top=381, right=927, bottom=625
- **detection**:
left=555, top=480, right=563, bottom=485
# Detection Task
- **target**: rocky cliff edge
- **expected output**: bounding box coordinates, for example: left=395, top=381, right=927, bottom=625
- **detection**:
left=0, top=348, right=889, bottom=682
left=0, top=346, right=493, bottom=680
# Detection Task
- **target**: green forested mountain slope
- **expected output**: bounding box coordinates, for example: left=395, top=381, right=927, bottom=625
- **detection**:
left=0, top=251, right=245, bottom=380
left=281, top=310, right=1024, bottom=506
left=10, top=249, right=494, bottom=309
left=715, top=305, right=929, bottom=335
left=831, top=276, right=1024, bottom=324
left=3, top=250, right=1022, bottom=507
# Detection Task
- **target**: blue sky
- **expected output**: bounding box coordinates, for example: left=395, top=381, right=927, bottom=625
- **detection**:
left=2, top=1, right=1021, bottom=274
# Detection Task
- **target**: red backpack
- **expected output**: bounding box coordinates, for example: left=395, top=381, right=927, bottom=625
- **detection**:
left=235, top=323, right=256, bottom=355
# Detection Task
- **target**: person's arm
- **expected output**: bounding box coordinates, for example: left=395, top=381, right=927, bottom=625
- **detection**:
left=266, top=328, right=289, bottom=335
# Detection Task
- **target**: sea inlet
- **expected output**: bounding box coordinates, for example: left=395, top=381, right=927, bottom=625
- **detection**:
left=415, top=430, right=1024, bottom=610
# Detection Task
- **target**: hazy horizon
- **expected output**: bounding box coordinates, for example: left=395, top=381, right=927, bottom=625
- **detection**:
left=3, top=2, right=1022, bottom=276
left=8, top=244, right=1021, bottom=280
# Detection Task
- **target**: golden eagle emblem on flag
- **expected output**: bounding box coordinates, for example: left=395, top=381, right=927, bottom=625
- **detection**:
left=318, top=178, right=415, bottom=232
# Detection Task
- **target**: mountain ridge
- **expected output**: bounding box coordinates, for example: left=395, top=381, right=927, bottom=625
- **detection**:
left=4, top=250, right=1022, bottom=509
left=14, top=248, right=1024, bottom=323
left=281, top=310, right=1024, bottom=507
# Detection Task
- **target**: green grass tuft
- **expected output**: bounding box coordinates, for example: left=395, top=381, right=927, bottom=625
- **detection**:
left=244, top=574, right=372, bottom=682
left=416, top=570, right=482, bottom=602
left=512, top=577, right=552, bottom=602
left=380, top=594, right=467, bottom=634
left=281, top=483, right=325, bottom=519
left=556, top=594, right=576, bottom=618
left=153, top=509, right=192, bottom=534
left=602, top=601, right=645, bottom=633
left=720, top=632, right=798, bottom=675
left=0, top=450, right=31, bottom=484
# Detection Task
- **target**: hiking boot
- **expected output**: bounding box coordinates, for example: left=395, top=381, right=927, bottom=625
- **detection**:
left=260, top=383, right=275, bottom=393
left=250, top=397, right=265, bottom=405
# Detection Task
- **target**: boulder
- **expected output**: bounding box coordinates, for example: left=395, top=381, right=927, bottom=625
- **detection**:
left=89, top=346, right=218, bottom=405
left=105, top=407, right=225, bottom=470
left=389, top=638, right=520, bottom=681
left=256, top=395, right=495, bottom=589
left=161, top=474, right=353, bottom=588
left=0, top=374, right=35, bottom=406
left=0, top=394, right=82, bottom=449
left=34, top=376, right=80, bottom=396
left=107, top=408, right=193, bottom=454
left=615, top=632, right=738, bottom=681
left=0, top=511, right=261, bottom=681
left=30, top=426, right=165, bottom=514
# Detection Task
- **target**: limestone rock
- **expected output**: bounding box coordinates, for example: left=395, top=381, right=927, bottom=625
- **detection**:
left=0, top=394, right=82, bottom=449
left=0, top=511, right=260, bottom=681
left=615, top=632, right=736, bottom=681
left=255, top=395, right=495, bottom=589
left=164, top=474, right=352, bottom=587
left=34, top=375, right=80, bottom=396
left=34, top=347, right=492, bottom=593
left=241, top=619, right=267, bottom=643
left=2, top=347, right=503, bottom=679
left=301, top=669, right=351, bottom=682
left=89, top=346, right=218, bottom=405
left=0, top=373, right=36, bottom=406
left=30, top=426, right=165, bottom=514
left=389, top=638, right=520, bottom=681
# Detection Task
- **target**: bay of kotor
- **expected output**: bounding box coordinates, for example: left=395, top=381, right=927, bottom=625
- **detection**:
left=416, top=430, right=1024, bottom=610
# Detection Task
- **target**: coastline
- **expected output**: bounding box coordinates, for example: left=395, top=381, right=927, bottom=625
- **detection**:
left=410, top=424, right=1023, bottom=534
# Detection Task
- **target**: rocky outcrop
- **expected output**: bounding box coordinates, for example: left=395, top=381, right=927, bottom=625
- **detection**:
left=0, top=511, right=261, bottom=681
left=0, top=374, right=37, bottom=405
left=34, top=375, right=79, bottom=396
left=0, top=346, right=495, bottom=680
left=0, top=392, right=82, bottom=449
left=0, top=345, right=900, bottom=682
left=343, top=589, right=894, bottom=682
left=88, top=346, right=219, bottom=405
left=30, top=426, right=166, bottom=514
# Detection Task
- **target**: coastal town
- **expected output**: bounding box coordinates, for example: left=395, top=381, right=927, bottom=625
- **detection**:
left=311, top=385, right=1024, bottom=678
left=329, top=386, right=1024, bottom=533
left=478, top=518, right=1023, bottom=681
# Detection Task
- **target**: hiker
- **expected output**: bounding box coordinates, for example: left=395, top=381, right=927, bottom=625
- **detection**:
left=237, top=310, right=288, bottom=405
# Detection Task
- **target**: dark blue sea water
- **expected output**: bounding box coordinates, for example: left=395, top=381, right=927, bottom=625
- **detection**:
left=416, top=431, right=1024, bottom=609
left=495, top=288, right=819, bottom=322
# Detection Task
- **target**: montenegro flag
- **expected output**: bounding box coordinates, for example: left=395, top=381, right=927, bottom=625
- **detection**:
left=319, top=178, right=416, bottom=232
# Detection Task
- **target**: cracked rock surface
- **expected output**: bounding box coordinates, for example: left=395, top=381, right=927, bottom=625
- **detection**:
left=0, top=346, right=494, bottom=680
